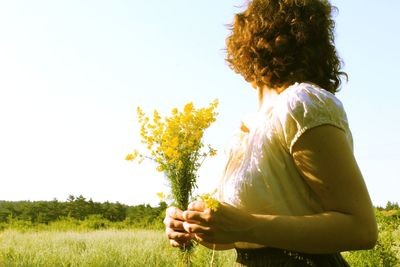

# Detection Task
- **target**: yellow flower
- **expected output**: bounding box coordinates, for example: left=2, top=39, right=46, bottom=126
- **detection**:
left=125, top=154, right=135, bottom=161
left=128, top=100, right=219, bottom=211
left=156, top=192, right=165, bottom=201
left=137, top=106, right=145, bottom=120
left=156, top=165, right=164, bottom=172
left=209, top=148, right=217, bottom=157
left=183, top=102, right=194, bottom=114
left=205, top=198, right=219, bottom=212
left=199, top=193, right=219, bottom=212
left=125, top=150, right=139, bottom=161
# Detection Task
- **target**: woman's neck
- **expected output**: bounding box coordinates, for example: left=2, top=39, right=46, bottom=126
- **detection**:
left=257, top=86, right=285, bottom=111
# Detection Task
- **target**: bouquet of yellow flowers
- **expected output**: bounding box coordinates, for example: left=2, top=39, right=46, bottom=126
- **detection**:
left=126, top=100, right=218, bottom=211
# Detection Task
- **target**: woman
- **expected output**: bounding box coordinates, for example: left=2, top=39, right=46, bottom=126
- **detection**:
left=164, top=0, right=378, bottom=266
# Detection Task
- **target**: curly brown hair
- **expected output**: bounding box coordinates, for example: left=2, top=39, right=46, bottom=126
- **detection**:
left=226, top=0, right=347, bottom=93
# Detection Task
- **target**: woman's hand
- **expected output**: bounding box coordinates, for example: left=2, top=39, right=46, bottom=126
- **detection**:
left=163, top=206, right=193, bottom=248
left=182, top=201, right=255, bottom=244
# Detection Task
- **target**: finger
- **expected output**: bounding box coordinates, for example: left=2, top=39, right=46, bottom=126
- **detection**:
left=182, top=210, right=212, bottom=224
left=169, top=239, right=183, bottom=248
left=194, top=233, right=205, bottom=243
left=187, top=201, right=206, bottom=211
left=182, top=221, right=211, bottom=234
left=166, top=206, right=184, bottom=220
left=169, top=239, right=192, bottom=248
left=163, top=216, right=185, bottom=231
left=165, top=227, right=191, bottom=241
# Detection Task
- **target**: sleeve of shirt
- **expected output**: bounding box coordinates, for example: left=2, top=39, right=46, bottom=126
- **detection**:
left=275, top=83, right=351, bottom=154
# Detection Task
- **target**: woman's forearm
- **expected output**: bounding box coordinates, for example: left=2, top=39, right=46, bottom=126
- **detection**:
left=242, top=211, right=377, bottom=254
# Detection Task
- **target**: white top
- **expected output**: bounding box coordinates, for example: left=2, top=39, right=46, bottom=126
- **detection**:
left=217, top=82, right=353, bottom=247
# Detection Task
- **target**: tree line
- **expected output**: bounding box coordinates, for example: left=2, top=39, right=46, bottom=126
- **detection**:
left=1, top=195, right=398, bottom=226
left=0, top=195, right=167, bottom=226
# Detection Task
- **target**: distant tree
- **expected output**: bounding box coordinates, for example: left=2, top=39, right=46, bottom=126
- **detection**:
left=385, top=201, right=399, bottom=211
left=0, top=195, right=166, bottom=226
left=0, top=205, right=11, bottom=222
left=66, top=194, right=90, bottom=220
left=101, top=201, right=127, bottom=222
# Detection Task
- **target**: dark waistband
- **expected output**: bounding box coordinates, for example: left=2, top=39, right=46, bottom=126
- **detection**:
left=235, top=247, right=349, bottom=267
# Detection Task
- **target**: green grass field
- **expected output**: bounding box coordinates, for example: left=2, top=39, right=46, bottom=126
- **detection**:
left=1, top=199, right=399, bottom=266
left=0, top=224, right=399, bottom=266
left=0, top=229, right=235, bottom=267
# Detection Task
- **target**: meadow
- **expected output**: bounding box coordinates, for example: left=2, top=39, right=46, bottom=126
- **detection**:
left=0, top=221, right=399, bottom=267
left=0, top=199, right=399, bottom=266
left=0, top=229, right=236, bottom=267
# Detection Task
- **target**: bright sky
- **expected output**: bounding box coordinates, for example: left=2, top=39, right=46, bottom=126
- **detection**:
left=0, top=1, right=399, bottom=207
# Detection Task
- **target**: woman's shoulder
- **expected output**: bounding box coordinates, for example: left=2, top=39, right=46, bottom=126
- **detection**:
left=277, top=82, right=344, bottom=111
left=274, top=82, right=351, bottom=153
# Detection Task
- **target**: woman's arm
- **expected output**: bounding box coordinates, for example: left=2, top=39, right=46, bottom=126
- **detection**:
left=183, top=125, right=378, bottom=253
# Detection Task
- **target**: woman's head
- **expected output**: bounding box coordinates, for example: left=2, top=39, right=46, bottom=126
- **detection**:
left=226, top=0, right=347, bottom=93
